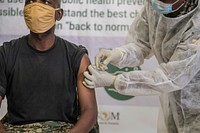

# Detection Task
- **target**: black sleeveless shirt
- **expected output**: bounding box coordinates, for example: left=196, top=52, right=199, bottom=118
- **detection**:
left=0, top=35, right=87, bottom=124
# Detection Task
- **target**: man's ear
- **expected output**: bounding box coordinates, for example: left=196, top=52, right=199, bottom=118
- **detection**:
left=56, top=8, right=63, bottom=21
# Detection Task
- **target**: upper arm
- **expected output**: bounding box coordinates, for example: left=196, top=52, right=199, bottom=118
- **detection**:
left=77, top=53, right=97, bottom=112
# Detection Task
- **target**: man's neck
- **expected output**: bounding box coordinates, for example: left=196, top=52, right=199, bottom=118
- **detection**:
left=28, top=30, right=56, bottom=51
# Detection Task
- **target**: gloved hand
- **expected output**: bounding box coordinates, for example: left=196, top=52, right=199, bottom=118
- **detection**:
left=95, top=48, right=123, bottom=70
left=83, top=65, right=116, bottom=89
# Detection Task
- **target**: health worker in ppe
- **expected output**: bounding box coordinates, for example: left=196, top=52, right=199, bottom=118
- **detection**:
left=83, top=0, right=200, bottom=133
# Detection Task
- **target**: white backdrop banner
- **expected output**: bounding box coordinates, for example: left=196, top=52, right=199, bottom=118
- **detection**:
left=0, top=0, right=160, bottom=132
left=0, top=0, right=144, bottom=36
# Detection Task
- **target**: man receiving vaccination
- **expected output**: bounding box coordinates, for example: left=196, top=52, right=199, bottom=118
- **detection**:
left=0, top=0, right=98, bottom=132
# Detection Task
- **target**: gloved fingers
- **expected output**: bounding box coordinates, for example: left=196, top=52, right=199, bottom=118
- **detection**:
left=83, top=68, right=97, bottom=88
left=95, top=49, right=111, bottom=69
left=95, top=54, right=111, bottom=70
left=99, top=56, right=112, bottom=70
left=83, top=71, right=93, bottom=81
left=82, top=81, right=95, bottom=89
left=84, top=78, right=95, bottom=86
left=95, top=50, right=105, bottom=69
left=83, top=70, right=95, bottom=88
left=98, top=63, right=108, bottom=70
left=88, top=65, right=100, bottom=75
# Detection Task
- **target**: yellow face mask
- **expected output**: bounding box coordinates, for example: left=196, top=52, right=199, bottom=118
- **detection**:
left=24, top=2, right=60, bottom=33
